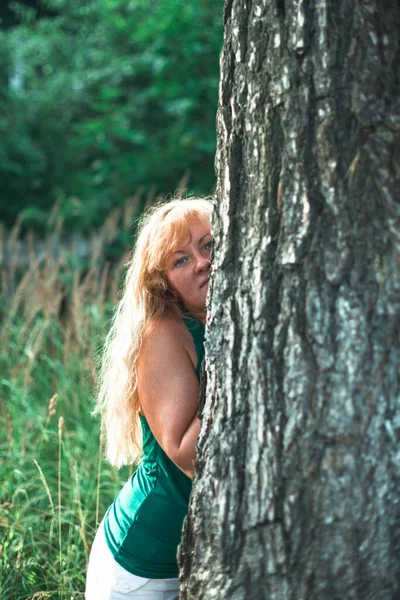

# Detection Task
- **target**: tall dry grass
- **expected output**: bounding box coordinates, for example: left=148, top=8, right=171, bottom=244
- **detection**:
left=0, top=193, right=147, bottom=599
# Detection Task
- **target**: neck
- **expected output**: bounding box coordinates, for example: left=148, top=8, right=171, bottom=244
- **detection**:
left=182, top=307, right=206, bottom=326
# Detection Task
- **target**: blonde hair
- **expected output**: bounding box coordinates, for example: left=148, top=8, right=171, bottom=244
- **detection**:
left=93, top=197, right=213, bottom=467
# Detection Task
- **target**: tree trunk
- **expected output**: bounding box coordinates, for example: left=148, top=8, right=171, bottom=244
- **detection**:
left=178, top=1, right=400, bottom=599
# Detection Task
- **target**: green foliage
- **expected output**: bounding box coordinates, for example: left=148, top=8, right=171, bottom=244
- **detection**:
left=0, top=316, right=128, bottom=598
left=0, top=0, right=223, bottom=230
left=0, top=226, right=132, bottom=598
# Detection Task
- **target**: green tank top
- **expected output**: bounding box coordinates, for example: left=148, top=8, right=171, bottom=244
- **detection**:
left=103, top=315, right=204, bottom=579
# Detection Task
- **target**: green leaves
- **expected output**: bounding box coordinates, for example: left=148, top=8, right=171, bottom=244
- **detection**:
left=0, top=0, right=223, bottom=230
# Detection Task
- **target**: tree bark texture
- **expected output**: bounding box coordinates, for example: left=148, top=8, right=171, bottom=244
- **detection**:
left=178, top=1, right=400, bottom=599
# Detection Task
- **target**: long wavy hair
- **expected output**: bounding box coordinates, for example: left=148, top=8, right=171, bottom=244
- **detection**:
left=93, top=197, right=213, bottom=467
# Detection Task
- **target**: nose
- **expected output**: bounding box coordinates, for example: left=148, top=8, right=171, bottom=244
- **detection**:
left=195, top=253, right=211, bottom=273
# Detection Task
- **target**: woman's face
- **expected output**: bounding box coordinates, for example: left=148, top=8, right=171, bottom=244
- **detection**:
left=164, top=218, right=212, bottom=321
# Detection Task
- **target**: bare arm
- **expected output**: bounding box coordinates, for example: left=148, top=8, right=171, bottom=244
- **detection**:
left=136, top=318, right=201, bottom=478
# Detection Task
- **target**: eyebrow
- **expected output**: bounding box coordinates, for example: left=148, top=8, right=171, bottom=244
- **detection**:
left=171, top=233, right=211, bottom=255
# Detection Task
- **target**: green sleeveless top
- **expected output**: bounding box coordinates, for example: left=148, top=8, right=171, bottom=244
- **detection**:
left=103, top=316, right=204, bottom=579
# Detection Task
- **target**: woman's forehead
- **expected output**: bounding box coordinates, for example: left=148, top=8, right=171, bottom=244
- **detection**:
left=169, top=217, right=210, bottom=247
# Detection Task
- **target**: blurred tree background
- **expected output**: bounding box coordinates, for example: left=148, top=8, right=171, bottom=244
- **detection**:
left=0, top=0, right=223, bottom=231
left=0, top=4, right=222, bottom=595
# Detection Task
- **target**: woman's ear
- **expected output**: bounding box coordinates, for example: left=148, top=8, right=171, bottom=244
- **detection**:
left=167, top=284, right=179, bottom=299
left=159, top=275, right=178, bottom=298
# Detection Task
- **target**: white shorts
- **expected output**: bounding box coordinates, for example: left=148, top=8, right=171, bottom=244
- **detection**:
left=85, top=521, right=180, bottom=600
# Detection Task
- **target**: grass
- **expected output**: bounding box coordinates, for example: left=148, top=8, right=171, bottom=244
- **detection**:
left=0, top=201, right=141, bottom=599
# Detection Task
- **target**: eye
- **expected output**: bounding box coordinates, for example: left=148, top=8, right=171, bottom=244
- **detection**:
left=175, top=256, right=188, bottom=267
left=204, top=240, right=213, bottom=252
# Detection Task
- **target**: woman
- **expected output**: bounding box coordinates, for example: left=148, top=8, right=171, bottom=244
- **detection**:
left=86, top=197, right=213, bottom=600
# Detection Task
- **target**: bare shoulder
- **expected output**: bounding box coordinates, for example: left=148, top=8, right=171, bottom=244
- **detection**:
left=141, top=314, right=194, bottom=356
left=143, top=313, right=188, bottom=339
left=137, top=314, right=201, bottom=474
left=137, top=313, right=199, bottom=432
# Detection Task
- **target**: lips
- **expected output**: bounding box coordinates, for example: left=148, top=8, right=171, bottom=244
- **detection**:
left=200, top=278, right=209, bottom=288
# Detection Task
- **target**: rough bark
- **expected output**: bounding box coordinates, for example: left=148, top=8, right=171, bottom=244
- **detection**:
left=178, top=1, right=400, bottom=599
